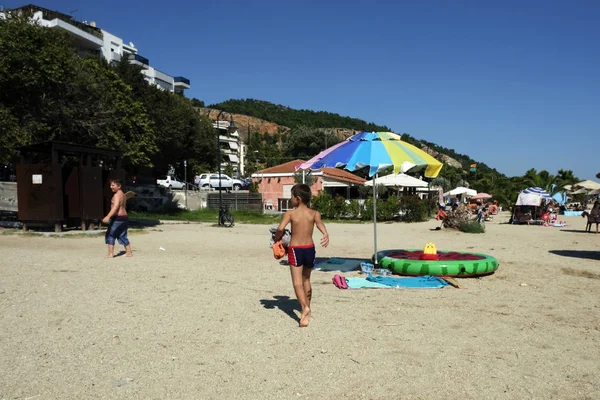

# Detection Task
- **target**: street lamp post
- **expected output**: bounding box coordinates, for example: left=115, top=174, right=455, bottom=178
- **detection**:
left=215, top=111, right=236, bottom=225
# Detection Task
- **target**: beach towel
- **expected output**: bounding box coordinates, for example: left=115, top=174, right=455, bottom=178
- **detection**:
left=333, top=275, right=450, bottom=289
left=366, top=275, right=449, bottom=289
left=314, top=258, right=364, bottom=272
left=344, top=277, right=391, bottom=289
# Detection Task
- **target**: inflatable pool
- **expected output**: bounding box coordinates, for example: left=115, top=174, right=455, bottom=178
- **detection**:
left=376, top=249, right=499, bottom=277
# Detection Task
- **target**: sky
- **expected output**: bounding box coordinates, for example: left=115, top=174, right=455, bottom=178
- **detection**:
left=6, top=0, right=599, bottom=180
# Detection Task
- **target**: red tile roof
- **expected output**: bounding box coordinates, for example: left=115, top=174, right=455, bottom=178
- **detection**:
left=256, top=160, right=366, bottom=185
left=257, top=159, right=305, bottom=174
left=322, top=168, right=366, bottom=185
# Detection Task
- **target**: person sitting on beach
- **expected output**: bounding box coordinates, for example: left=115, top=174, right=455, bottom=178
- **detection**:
left=273, top=184, right=329, bottom=328
left=589, top=201, right=600, bottom=233
left=102, top=179, right=133, bottom=258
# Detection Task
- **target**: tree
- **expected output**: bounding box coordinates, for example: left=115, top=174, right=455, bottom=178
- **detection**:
left=283, top=126, right=343, bottom=160
left=293, top=170, right=315, bottom=186
left=0, top=16, right=156, bottom=166
left=114, top=59, right=217, bottom=174
left=190, top=98, right=205, bottom=108
left=431, top=177, right=451, bottom=192
left=0, top=16, right=81, bottom=163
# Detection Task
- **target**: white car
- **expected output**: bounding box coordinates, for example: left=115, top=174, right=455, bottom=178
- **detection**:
left=157, top=175, right=186, bottom=190
left=197, top=173, right=243, bottom=191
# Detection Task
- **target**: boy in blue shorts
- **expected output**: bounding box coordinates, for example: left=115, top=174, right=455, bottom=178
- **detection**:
left=273, top=184, right=329, bottom=327
left=102, top=179, right=133, bottom=258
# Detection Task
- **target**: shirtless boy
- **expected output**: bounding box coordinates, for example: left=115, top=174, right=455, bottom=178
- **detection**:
left=273, top=184, right=329, bottom=327
left=102, top=179, right=133, bottom=258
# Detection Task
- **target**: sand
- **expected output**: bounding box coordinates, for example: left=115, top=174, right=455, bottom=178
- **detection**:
left=0, top=213, right=599, bottom=399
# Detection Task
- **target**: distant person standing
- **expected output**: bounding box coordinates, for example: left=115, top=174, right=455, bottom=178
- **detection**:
left=102, top=179, right=133, bottom=258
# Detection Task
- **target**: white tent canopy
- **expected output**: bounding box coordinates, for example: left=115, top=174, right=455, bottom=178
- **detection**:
left=444, top=187, right=477, bottom=197
left=364, top=173, right=428, bottom=188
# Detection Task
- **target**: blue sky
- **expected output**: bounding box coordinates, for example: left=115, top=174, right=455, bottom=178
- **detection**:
left=8, top=0, right=599, bottom=180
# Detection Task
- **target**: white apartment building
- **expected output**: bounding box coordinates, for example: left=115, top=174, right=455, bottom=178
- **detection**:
left=213, top=121, right=245, bottom=177
left=3, top=4, right=190, bottom=95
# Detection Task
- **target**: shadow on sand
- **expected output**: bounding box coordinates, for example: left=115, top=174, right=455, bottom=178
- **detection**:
left=559, top=229, right=595, bottom=234
left=549, top=250, right=600, bottom=261
left=260, top=295, right=300, bottom=323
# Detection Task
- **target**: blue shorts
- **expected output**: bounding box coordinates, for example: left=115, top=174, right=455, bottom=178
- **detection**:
left=288, top=245, right=316, bottom=268
left=105, top=217, right=130, bottom=246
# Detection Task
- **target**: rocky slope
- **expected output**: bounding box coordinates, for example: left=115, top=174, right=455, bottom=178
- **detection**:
left=199, top=108, right=463, bottom=169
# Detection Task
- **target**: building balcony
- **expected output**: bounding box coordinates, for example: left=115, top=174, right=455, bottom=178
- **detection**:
left=46, top=18, right=103, bottom=50
left=174, top=76, right=191, bottom=89
left=110, top=52, right=121, bottom=62
left=126, top=54, right=149, bottom=68
left=219, top=135, right=239, bottom=143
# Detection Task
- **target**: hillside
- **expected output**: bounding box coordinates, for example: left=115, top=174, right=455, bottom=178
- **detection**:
left=208, top=98, right=502, bottom=178
left=209, top=99, right=390, bottom=132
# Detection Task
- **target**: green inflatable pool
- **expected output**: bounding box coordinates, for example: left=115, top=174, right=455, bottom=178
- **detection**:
left=376, top=249, right=499, bottom=277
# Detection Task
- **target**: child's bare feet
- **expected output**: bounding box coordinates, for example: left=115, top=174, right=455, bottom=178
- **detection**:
left=125, top=252, right=133, bottom=257
left=299, top=307, right=310, bottom=327
left=105, top=255, right=113, bottom=259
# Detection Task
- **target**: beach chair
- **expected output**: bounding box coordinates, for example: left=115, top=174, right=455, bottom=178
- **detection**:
left=264, top=200, right=274, bottom=210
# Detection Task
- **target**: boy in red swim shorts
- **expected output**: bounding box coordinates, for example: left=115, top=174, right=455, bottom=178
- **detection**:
left=273, top=184, right=329, bottom=327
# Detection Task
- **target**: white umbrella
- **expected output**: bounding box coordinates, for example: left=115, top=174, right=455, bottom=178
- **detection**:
left=444, top=187, right=477, bottom=197
left=573, top=180, right=600, bottom=190
left=570, top=188, right=589, bottom=195
left=364, top=173, right=428, bottom=188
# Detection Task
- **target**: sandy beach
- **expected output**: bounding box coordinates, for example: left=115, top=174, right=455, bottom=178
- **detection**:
left=1, top=213, right=599, bottom=400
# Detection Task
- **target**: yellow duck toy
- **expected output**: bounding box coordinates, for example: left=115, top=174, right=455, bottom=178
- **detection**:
left=421, top=242, right=439, bottom=260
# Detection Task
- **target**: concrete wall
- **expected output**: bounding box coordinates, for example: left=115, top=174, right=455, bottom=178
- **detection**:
left=0, top=182, right=18, bottom=212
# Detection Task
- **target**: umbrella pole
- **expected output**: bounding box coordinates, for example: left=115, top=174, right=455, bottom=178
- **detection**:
left=373, top=173, right=378, bottom=265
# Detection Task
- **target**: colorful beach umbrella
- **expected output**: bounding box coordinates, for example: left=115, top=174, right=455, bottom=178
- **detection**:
left=297, top=131, right=444, bottom=264
left=521, top=187, right=552, bottom=200
left=297, top=131, right=443, bottom=177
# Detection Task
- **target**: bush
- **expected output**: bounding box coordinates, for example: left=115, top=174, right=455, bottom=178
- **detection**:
left=458, top=220, right=485, bottom=233
left=248, top=182, right=259, bottom=193
left=379, top=195, right=399, bottom=221
left=345, top=199, right=362, bottom=219
left=397, top=196, right=429, bottom=222
left=311, top=192, right=334, bottom=218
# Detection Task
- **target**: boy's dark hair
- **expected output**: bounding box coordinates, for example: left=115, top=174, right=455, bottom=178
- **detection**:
left=291, top=184, right=311, bottom=205
left=110, top=178, right=123, bottom=186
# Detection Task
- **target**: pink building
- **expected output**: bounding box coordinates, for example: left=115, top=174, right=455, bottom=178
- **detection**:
left=251, top=159, right=366, bottom=211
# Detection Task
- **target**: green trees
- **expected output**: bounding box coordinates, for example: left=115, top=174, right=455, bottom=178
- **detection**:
left=283, top=126, right=342, bottom=159
left=210, top=99, right=390, bottom=131
left=0, top=16, right=215, bottom=177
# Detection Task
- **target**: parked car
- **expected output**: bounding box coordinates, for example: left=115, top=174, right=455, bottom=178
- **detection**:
left=197, top=173, right=244, bottom=191
left=157, top=175, right=186, bottom=190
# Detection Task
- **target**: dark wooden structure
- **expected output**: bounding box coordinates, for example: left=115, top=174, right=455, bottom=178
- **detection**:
left=17, top=141, right=124, bottom=232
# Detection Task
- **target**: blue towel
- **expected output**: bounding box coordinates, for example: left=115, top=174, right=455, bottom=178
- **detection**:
left=345, top=277, right=391, bottom=289
left=366, top=275, right=448, bottom=289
